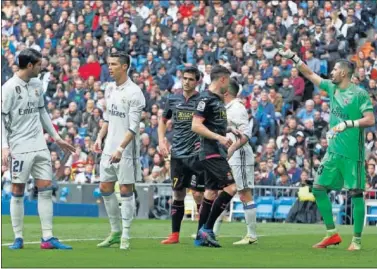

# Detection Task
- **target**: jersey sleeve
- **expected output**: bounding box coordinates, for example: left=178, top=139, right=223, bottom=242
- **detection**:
left=103, top=87, right=110, bottom=122
left=162, top=95, right=172, bottom=122
left=359, top=91, right=374, bottom=114
left=128, top=90, right=146, bottom=135
left=194, top=96, right=211, bottom=119
left=228, top=105, right=251, bottom=138
left=37, top=80, right=45, bottom=108
left=1, top=83, right=14, bottom=115
left=319, top=79, right=335, bottom=98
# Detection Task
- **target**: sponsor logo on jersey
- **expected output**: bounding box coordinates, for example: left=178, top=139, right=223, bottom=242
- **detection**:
left=18, top=101, right=39, bottom=115
left=176, top=110, right=194, bottom=121
left=108, top=104, right=126, bottom=118
left=197, top=101, right=206, bottom=111
left=330, top=106, right=349, bottom=120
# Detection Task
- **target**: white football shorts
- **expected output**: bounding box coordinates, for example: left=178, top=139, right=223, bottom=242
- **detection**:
left=10, top=149, right=52, bottom=184
left=231, top=165, right=255, bottom=191
left=100, top=154, right=141, bottom=184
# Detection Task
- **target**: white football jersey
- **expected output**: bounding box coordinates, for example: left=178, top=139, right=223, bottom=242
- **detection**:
left=103, top=78, right=146, bottom=159
left=1, top=75, right=47, bottom=154
left=225, top=98, right=254, bottom=166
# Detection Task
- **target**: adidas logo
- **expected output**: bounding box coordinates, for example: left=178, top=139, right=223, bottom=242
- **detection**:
left=18, top=96, right=22, bottom=100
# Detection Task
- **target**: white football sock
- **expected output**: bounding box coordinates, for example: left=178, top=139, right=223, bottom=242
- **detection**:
left=120, top=194, right=135, bottom=239
left=102, top=192, right=121, bottom=233
left=213, top=210, right=227, bottom=236
left=38, top=189, right=53, bottom=240
left=10, top=195, right=24, bottom=239
left=244, top=201, right=257, bottom=238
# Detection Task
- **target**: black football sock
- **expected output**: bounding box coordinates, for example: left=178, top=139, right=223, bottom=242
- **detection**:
left=171, top=200, right=185, bottom=233
left=196, top=198, right=214, bottom=239
left=205, top=191, right=233, bottom=230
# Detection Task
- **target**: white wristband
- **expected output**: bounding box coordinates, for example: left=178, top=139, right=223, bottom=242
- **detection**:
left=117, top=146, right=125, bottom=153
left=345, top=120, right=360, bottom=128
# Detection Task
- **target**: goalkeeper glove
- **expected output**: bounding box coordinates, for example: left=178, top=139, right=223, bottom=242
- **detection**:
left=277, top=42, right=303, bottom=66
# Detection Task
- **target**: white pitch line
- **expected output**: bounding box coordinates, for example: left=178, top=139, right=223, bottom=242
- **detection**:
left=2, top=235, right=265, bottom=246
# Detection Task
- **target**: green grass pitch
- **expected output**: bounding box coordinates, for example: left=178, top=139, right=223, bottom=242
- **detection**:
left=2, top=216, right=377, bottom=268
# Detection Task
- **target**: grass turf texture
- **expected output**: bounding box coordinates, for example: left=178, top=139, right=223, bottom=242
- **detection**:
left=2, top=216, right=377, bottom=268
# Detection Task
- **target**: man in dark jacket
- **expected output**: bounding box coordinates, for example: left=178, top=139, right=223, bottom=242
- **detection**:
left=155, top=65, right=174, bottom=92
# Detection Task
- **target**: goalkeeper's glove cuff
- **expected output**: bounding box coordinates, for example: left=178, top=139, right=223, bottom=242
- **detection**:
left=344, top=120, right=360, bottom=128
left=290, top=54, right=303, bottom=66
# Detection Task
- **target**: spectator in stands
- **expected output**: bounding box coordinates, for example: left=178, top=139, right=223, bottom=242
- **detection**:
left=297, top=99, right=316, bottom=123
left=288, top=158, right=302, bottom=185
left=259, top=91, right=276, bottom=138
left=367, top=164, right=377, bottom=189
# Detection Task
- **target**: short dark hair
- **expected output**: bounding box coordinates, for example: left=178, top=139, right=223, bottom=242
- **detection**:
left=210, top=65, right=231, bottom=82
left=336, top=59, right=354, bottom=78
left=18, top=48, right=42, bottom=69
left=228, top=78, right=240, bottom=97
left=183, top=66, right=201, bottom=81
left=109, top=51, right=131, bottom=68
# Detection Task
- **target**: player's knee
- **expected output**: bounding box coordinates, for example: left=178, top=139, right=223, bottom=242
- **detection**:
left=349, top=189, right=363, bottom=198
left=204, top=189, right=217, bottom=200
left=173, top=189, right=186, bottom=201
left=11, top=183, right=25, bottom=195
left=238, top=189, right=252, bottom=203
left=223, top=184, right=237, bottom=196
left=35, top=179, right=52, bottom=189
left=120, top=184, right=133, bottom=195
left=99, top=182, right=115, bottom=194
left=192, top=191, right=203, bottom=204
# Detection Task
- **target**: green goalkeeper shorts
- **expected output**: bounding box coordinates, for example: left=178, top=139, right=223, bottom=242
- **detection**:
left=315, top=152, right=365, bottom=191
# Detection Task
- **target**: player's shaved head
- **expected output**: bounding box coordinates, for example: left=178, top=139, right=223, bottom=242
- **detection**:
left=210, top=65, right=231, bottom=82
left=228, top=78, right=240, bottom=97
left=335, top=59, right=354, bottom=79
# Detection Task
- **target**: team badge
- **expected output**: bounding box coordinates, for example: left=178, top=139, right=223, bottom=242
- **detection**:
left=121, top=97, right=127, bottom=104
left=197, top=101, right=206, bottom=112
left=35, top=89, right=40, bottom=97
left=344, top=98, right=349, bottom=105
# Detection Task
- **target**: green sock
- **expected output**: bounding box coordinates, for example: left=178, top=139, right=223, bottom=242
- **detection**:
left=312, top=188, right=335, bottom=230
left=351, top=196, right=365, bottom=238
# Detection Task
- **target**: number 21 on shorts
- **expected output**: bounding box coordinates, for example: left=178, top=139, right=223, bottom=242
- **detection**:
left=12, top=160, right=24, bottom=173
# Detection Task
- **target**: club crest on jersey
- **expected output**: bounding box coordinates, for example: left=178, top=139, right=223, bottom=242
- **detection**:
left=344, top=98, right=349, bottom=105
left=35, top=89, right=40, bottom=97
left=121, top=97, right=127, bottom=104
left=197, top=101, right=206, bottom=112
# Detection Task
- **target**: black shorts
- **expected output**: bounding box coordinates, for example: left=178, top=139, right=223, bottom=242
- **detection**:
left=201, top=157, right=235, bottom=190
left=170, top=156, right=205, bottom=192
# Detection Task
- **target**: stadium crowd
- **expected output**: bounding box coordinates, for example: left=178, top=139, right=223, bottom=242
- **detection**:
left=1, top=0, right=377, bottom=192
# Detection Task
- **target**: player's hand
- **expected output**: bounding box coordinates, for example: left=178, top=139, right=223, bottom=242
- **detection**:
left=93, top=139, right=102, bottom=153
left=277, top=42, right=294, bottom=58
left=217, top=135, right=233, bottom=149
left=332, top=121, right=348, bottom=133
left=109, top=150, right=122, bottom=164
left=2, top=148, right=10, bottom=167
left=158, top=139, right=169, bottom=158
left=227, top=127, right=242, bottom=137
left=55, top=138, right=76, bottom=154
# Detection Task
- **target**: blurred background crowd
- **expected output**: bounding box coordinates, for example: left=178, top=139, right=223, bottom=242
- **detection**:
left=1, top=0, right=377, bottom=192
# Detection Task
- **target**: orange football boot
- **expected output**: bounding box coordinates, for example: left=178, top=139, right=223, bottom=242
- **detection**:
left=161, top=232, right=179, bottom=244
left=313, top=233, right=342, bottom=248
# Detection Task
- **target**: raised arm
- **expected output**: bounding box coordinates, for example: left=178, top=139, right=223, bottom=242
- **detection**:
left=277, top=46, right=322, bottom=87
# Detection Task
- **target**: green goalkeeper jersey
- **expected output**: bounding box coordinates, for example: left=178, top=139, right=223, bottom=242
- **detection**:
left=319, top=79, right=373, bottom=162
